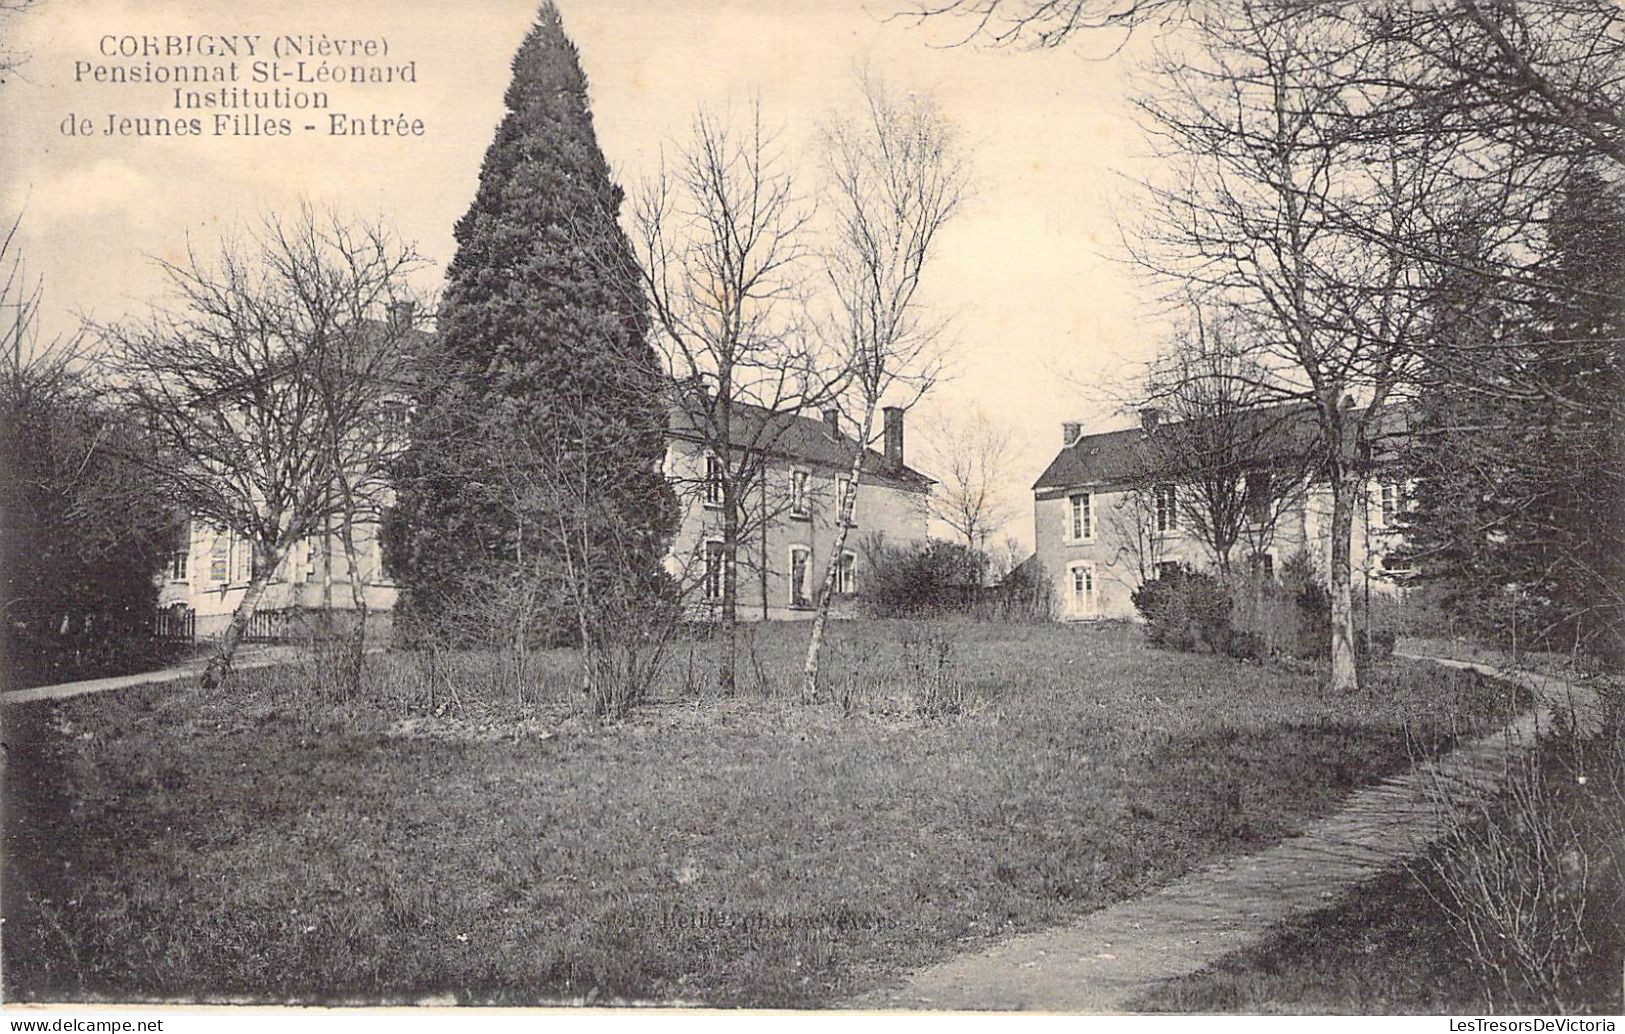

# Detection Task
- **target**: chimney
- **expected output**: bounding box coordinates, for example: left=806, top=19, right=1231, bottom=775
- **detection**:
left=387, top=299, right=416, bottom=330
left=823, top=406, right=841, bottom=440
left=1140, top=406, right=1162, bottom=432
left=1062, top=422, right=1082, bottom=447
left=882, top=406, right=904, bottom=467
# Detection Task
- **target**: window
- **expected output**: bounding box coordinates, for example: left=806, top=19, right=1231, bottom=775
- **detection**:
left=1156, top=560, right=1182, bottom=580
left=1380, top=482, right=1408, bottom=526
left=304, top=538, right=322, bottom=582
left=836, top=476, right=856, bottom=525
left=374, top=535, right=392, bottom=582
left=836, top=551, right=856, bottom=595
left=1154, top=484, right=1177, bottom=534
left=1245, top=471, right=1272, bottom=524
left=1069, top=492, right=1093, bottom=541
left=789, top=545, right=812, bottom=608
left=704, top=453, right=724, bottom=507
left=703, top=540, right=725, bottom=601
left=209, top=532, right=230, bottom=583
left=168, top=524, right=189, bottom=581
left=1067, top=561, right=1096, bottom=616
left=790, top=468, right=810, bottom=519
left=1382, top=552, right=1415, bottom=574
left=235, top=539, right=253, bottom=584
left=379, top=398, right=409, bottom=429
left=1250, top=553, right=1275, bottom=578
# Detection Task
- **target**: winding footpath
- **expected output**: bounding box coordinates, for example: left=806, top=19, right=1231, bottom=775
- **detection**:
left=857, top=654, right=1599, bottom=1012
left=1, top=644, right=311, bottom=705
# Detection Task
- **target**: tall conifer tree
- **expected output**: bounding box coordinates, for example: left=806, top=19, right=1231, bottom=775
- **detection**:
left=385, top=2, right=675, bottom=641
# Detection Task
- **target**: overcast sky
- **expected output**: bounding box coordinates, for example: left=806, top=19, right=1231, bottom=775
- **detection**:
left=1, top=0, right=1172, bottom=551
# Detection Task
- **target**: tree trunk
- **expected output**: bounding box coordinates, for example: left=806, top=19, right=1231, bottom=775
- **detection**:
left=717, top=387, right=738, bottom=695
left=1328, top=471, right=1361, bottom=692
left=803, top=402, right=875, bottom=703
left=200, top=544, right=279, bottom=689
left=720, top=476, right=739, bottom=695
left=337, top=513, right=369, bottom=697
left=321, top=508, right=334, bottom=640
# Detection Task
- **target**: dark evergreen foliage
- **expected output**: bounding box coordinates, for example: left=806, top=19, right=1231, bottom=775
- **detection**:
left=1398, top=170, right=1625, bottom=665
left=383, top=2, right=676, bottom=643
left=1, top=356, right=174, bottom=688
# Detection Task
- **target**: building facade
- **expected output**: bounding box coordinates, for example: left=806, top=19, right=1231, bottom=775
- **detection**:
left=1031, top=407, right=1413, bottom=621
left=158, top=394, right=933, bottom=635
left=664, top=404, right=934, bottom=621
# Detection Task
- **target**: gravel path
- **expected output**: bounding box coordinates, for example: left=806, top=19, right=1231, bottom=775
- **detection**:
left=3, top=644, right=312, bottom=705
left=856, top=656, right=1595, bottom=1012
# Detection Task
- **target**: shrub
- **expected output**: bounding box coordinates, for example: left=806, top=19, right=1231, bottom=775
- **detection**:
left=859, top=543, right=1053, bottom=624
left=1283, top=551, right=1331, bottom=659
left=1358, top=629, right=1397, bottom=663
left=986, top=559, right=1056, bottom=623
left=1132, top=566, right=1235, bottom=653
left=1420, top=716, right=1624, bottom=1012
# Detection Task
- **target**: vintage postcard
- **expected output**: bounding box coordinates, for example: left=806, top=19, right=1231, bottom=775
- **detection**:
left=2, top=0, right=1620, bottom=1023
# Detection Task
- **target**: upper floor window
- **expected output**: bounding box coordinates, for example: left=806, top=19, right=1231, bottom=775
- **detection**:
left=704, top=453, right=724, bottom=507
left=168, top=524, right=189, bottom=582
left=1154, top=484, right=1178, bottom=534
left=790, top=468, right=810, bottom=519
left=1379, top=482, right=1408, bottom=526
left=1069, top=491, right=1093, bottom=542
left=1245, top=471, right=1273, bottom=524
left=835, top=475, right=856, bottom=525
left=379, top=399, right=410, bottom=430
left=235, top=539, right=253, bottom=584
left=209, top=532, right=230, bottom=583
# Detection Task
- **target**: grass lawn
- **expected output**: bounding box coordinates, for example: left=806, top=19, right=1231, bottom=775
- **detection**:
left=2, top=619, right=1525, bottom=1006
left=1129, top=721, right=1625, bottom=1018
left=1127, top=861, right=1624, bottom=1016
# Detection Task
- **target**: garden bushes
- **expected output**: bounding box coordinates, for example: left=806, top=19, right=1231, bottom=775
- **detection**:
left=860, top=538, right=1054, bottom=622
left=1131, top=567, right=1234, bottom=653
left=1133, top=553, right=1376, bottom=663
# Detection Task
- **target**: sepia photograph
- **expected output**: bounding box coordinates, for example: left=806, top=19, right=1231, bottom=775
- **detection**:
left=0, top=0, right=1621, bottom=1020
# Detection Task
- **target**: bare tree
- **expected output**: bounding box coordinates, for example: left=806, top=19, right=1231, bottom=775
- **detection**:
left=802, top=73, right=969, bottom=702
left=919, top=407, right=1017, bottom=576
left=101, top=206, right=426, bottom=688
left=3, top=212, right=172, bottom=672
left=1122, top=6, right=1439, bottom=690
left=0, top=0, right=46, bottom=85
left=629, top=101, right=833, bottom=693
left=905, top=0, right=1624, bottom=690
left=1136, top=311, right=1309, bottom=577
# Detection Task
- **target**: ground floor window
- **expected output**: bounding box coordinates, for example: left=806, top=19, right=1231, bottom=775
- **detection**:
left=836, top=550, right=856, bottom=594
left=703, top=540, right=725, bottom=601
left=1067, top=561, right=1096, bottom=616
left=790, top=545, right=812, bottom=608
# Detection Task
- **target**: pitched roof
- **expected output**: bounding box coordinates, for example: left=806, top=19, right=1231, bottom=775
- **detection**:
left=668, top=397, right=934, bottom=492
left=397, top=322, right=931, bottom=490
left=1033, top=401, right=1411, bottom=492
